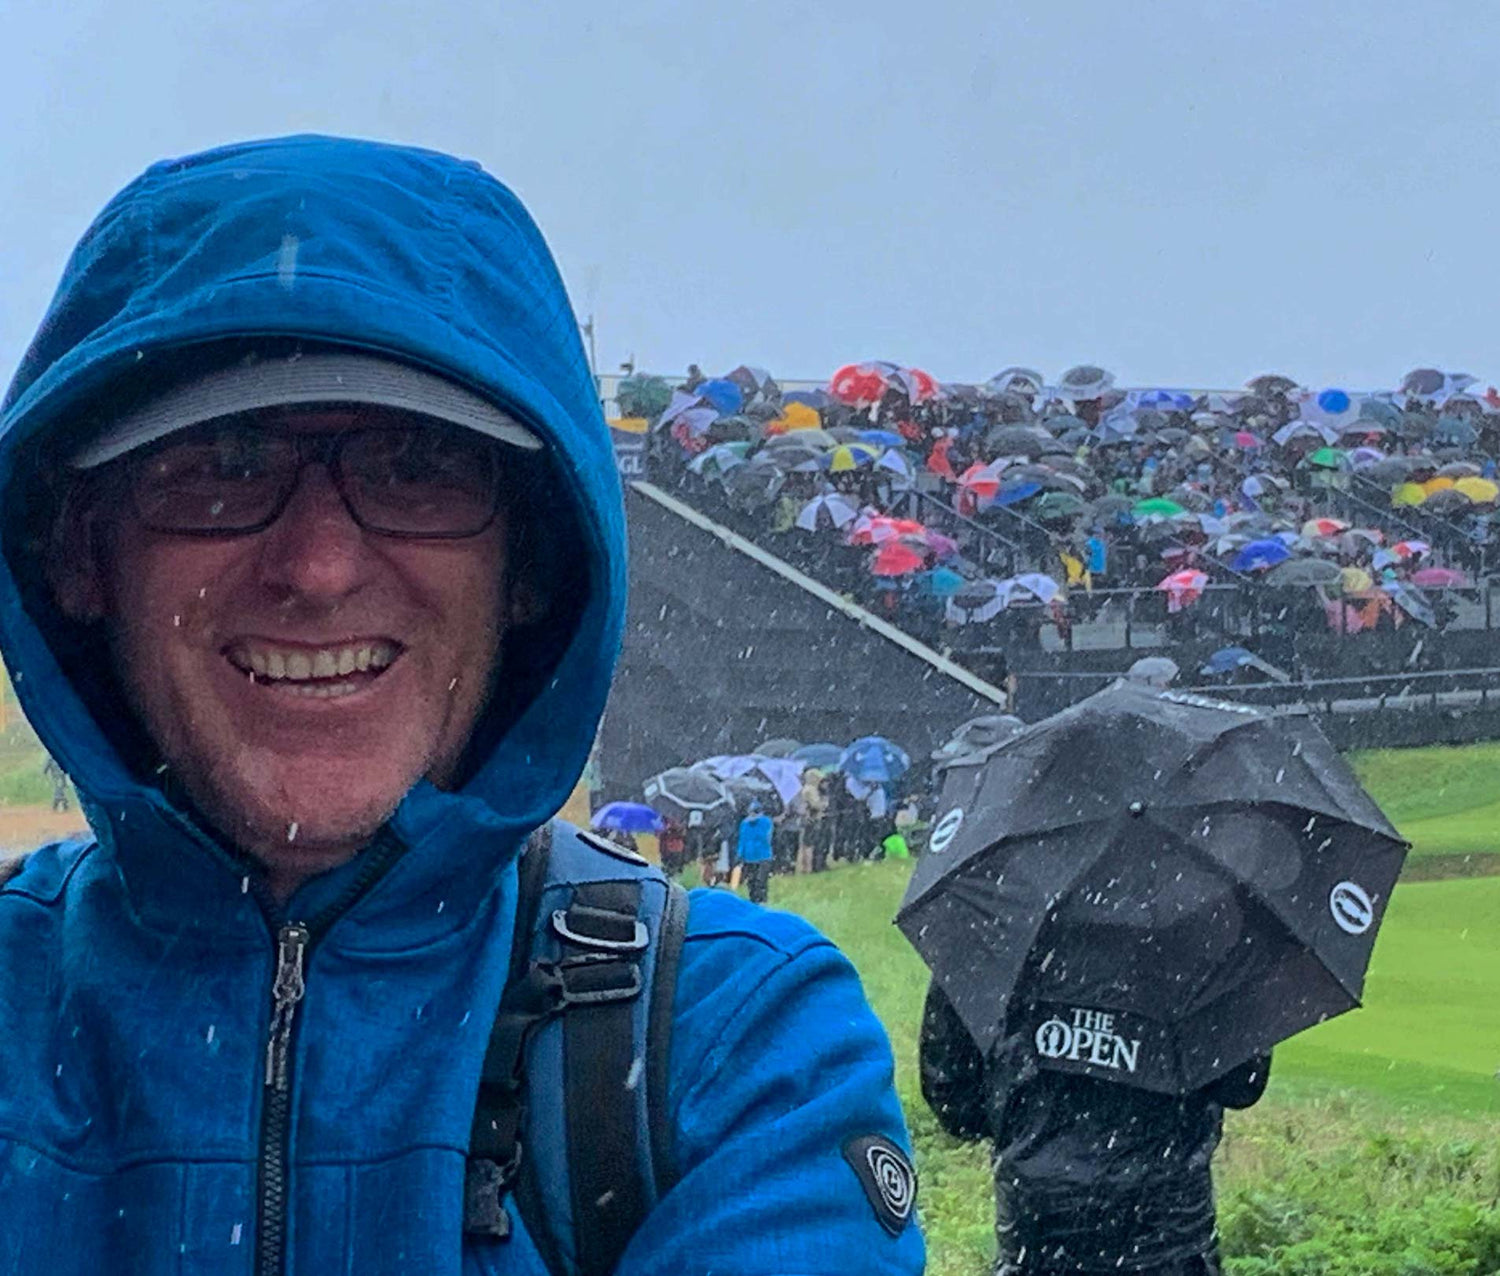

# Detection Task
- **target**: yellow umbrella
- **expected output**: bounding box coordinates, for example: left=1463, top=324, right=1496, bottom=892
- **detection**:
left=1340, top=566, right=1373, bottom=593
left=827, top=442, right=881, bottom=473
left=1391, top=482, right=1427, bottom=507
left=1422, top=475, right=1456, bottom=494
left=768, top=402, right=821, bottom=433
left=1455, top=476, right=1500, bottom=505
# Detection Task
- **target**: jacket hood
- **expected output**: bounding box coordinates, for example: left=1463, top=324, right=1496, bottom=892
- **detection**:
left=0, top=135, right=625, bottom=912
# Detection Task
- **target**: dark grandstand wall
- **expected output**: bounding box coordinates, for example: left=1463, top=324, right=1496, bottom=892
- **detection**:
left=596, top=487, right=995, bottom=799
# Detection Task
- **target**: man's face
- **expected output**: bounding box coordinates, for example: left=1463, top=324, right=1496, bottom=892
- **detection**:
left=65, top=407, right=510, bottom=893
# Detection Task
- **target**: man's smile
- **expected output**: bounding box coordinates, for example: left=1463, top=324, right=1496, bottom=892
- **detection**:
left=223, top=638, right=404, bottom=698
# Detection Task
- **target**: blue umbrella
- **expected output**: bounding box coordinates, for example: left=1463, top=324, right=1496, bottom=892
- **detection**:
left=783, top=388, right=832, bottom=410
left=841, top=736, right=912, bottom=784
left=1200, top=646, right=1256, bottom=675
left=912, top=567, right=968, bottom=599
left=857, top=429, right=906, bottom=448
left=695, top=378, right=744, bottom=415
left=591, top=801, right=666, bottom=834
left=791, top=742, right=844, bottom=771
left=989, top=480, right=1043, bottom=507
left=1231, top=538, right=1292, bottom=572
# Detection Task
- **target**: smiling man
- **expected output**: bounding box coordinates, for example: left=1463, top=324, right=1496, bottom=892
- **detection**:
left=0, top=136, right=923, bottom=1275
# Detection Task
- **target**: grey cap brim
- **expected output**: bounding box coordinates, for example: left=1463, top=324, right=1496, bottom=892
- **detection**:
left=69, top=352, right=544, bottom=469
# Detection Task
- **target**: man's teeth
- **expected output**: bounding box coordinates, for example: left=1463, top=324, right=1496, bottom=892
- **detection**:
left=238, top=641, right=398, bottom=684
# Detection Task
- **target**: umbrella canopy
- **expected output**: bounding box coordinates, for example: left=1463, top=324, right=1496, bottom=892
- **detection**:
left=1157, top=569, right=1208, bottom=601
left=986, top=424, right=1058, bottom=458
left=912, top=566, right=969, bottom=598
left=932, top=714, right=1029, bottom=765
left=591, top=801, right=665, bottom=835
left=1456, top=476, right=1500, bottom=505
left=1423, top=489, right=1473, bottom=516
left=643, top=768, right=735, bottom=828
left=765, top=427, right=838, bottom=452
left=870, top=539, right=929, bottom=577
left=1339, top=566, right=1374, bottom=593
left=687, top=440, right=752, bottom=477
left=847, top=514, right=928, bottom=546
left=695, top=378, right=744, bottom=416
left=753, top=738, right=803, bottom=759
left=1133, top=498, right=1186, bottom=518
left=841, top=736, right=912, bottom=784
left=1230, top=539, right=1292, bottom=573
left=790, top=742, right=844, bottom=771
left=945, top=578, right=1011, bottom=624
left=823, top=442, right=882, bottom=473
left=721, top=455, right=787, bottom=508
left=796, top=491, right=860, bottom=532
left=1300, top=517, right=1350, bottom=539
left=615, top=374, right=675, bottom=421
left=1125, top=656, right=1179, bottom=688
left=897, top=681, right=1406, bottom=1093
left=891, top=366, right=942, bottom=403
left=1034, top=490, right=1089, bottom=521
left=1306, top=447, right=1348, bottom=470
left=828, top=362, right=892, bottom=407
left=1410, top=566, right=1470, bottom=588
left=1200, top=646, right=1255, bottom=675
left=1266, top=557, right=1344, bottom=587
left=765, top=402, right=823, bottom=434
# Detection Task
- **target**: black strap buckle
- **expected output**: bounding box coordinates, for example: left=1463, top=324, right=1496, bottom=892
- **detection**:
left=558, top=954, right=644, bottom=1005
left=551, top=905, right=649, bottom=954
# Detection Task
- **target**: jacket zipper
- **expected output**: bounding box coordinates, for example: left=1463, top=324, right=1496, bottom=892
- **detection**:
left=257, top=922, right=308, bottom=1276
left=253, top=832, right=406, bottom=1276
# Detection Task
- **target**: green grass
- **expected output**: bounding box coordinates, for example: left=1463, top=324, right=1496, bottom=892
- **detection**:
left=1350, top=743, right=1500, bottom=860
left=762, top=860, right=1500, bottom=1275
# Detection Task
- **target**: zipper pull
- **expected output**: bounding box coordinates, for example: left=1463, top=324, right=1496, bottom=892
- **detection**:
left=265, top=923, right=310, bottom=1091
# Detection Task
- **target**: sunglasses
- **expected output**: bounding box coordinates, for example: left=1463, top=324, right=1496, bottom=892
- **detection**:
left=123, top=416, right=508, bottom=539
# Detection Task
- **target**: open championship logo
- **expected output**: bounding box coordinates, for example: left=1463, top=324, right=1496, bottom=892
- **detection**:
left=1329, top=880, right=1373, bottom=935
left=1035, top=1008, right=1142, bottom=1074
left=928, top=808, right=964, bottom=854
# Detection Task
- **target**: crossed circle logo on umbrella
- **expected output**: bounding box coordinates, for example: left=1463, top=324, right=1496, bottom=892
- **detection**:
left=929, top=808, right=964, bottom=854
left=1329, top=880, right=1374, bottom=935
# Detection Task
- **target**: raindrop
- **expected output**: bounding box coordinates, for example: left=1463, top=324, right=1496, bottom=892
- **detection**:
left=231, top=1223, right=243, bottom=1246
left=1275, top=768, right=1285, bottom=784
left=173, top=615, right=181, bottom=627
left=286, top=822, right=299, bottom=843
left=625, top=1057, right=645, bottom=1091
left=436, top=899, right=446, bottom=914
left=206, top=1025, right=216, bottom=1044
left=240, top=876, right=251, bottom=894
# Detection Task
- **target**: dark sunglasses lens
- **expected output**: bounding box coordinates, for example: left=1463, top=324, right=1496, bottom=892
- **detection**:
left=131, top=425, right=296, bottom=533
left=339, top=426, right=500, bottom=535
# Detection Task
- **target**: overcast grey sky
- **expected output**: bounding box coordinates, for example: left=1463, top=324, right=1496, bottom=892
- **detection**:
left=4, top=1, right=1498, bottom=390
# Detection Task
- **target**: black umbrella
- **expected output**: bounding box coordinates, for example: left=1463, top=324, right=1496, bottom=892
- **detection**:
left=897, top=681, right=1406, bottom=1095
left=720, top=455, right=787, bottom=509
left=643, top=767, right=735, bottom=828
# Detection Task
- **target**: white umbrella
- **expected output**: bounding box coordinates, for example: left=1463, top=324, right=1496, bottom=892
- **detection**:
left=796, top=491, right=859, bottom=531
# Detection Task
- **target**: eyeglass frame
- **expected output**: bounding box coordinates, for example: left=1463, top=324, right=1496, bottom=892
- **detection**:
left=116, top=415, right=509, bottom=541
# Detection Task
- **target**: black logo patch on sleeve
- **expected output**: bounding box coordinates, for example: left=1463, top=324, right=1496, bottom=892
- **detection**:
left=842, top=1134, right=916, bottom=1236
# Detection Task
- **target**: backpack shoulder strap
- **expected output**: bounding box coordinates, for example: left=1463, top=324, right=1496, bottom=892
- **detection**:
left=466, top=820, right=688, bottom=1276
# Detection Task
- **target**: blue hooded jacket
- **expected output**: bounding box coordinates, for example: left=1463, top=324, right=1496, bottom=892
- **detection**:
left=0, top=136, right=922, bottom=1275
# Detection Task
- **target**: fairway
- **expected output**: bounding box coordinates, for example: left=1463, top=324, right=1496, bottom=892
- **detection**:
left=766, top=859, right=1500, bottom=1274
left=1351, top=742, right=1500, bottom=861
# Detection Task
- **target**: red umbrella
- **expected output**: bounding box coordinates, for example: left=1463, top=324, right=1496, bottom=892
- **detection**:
left=1157, top=569, right=1208, bottom=610
left=847, top=515, right=927, bottom=546
left=829, top=362, right=892, bottom=407
left=870, top=540, right=929, bottom=577
left=1410, top=567, right=1469, bottom=588
left=893, top=366, right=942, bottom=404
